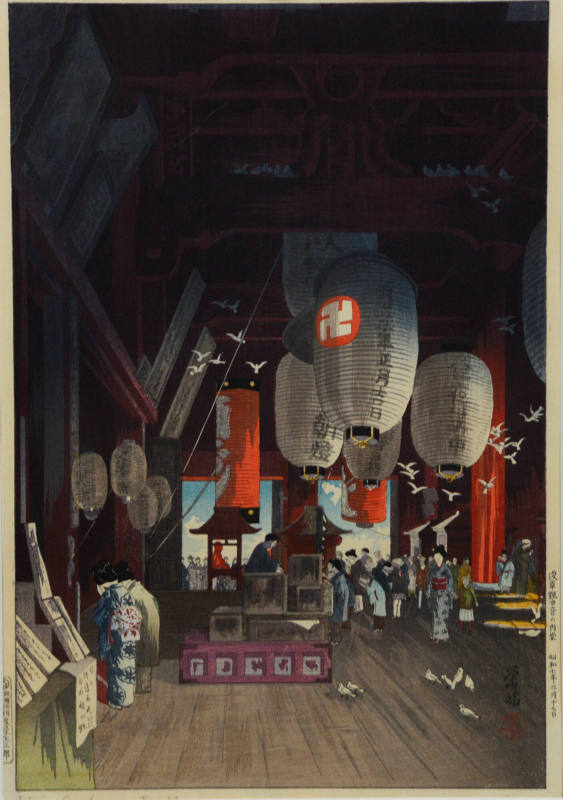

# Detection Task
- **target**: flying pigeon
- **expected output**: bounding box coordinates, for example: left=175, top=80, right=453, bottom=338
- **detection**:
left=478, top=476, right=496, bottom=495
left=498, top=322, right=516, bottom=334
left=504, top=452, right=517, bottom=466
left=211, top=298, right=230, bottom=310
left=467, top=183, right=488, bottom=199
left=191, top=349, right=212, bottom=363
left=459, top=703, right=479, bottom=719
left=509, top=437, right=525, bottom=452
left=442, top=489, right=462, bottom=502
left=452, top=667, right=464, bottom=688
left=400, top=468, right=420, bottom=479
left=209, top=353, right=226, bottom=365
left=346, top=681, right=365, bottom=694
left=226, top=330, right=246, bottom=344
left=492, top=318, right=513, bottom=328
left=481, top=198, right=502, bottom=214
left=227, top=299, right=240, bottom=314
left=408, top=482, right=428, bottom=495
left=519, top=405, right=544, bottom=423
left=188, top=363, right=206, bottom=376
left=464, top=674, right=475, bottom=692
left=246, top=360, right=267, bottom=374
left=488, top=438, right=510, bottom=454
left=424, top=668, right=442, bottom=685
left=441, top=674, right=456, bottom=690
left=336, top=681, right=357, bottom=698
left=398, top=462, right=417, bottom=472
left=498, top=167, right=514, bottom=182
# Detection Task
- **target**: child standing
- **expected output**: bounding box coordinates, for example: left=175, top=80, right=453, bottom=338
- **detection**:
left=458, top=573, right=479, bottom=632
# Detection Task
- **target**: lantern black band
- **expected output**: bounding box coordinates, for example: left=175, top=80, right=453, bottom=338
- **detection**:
left=299, top=465, right=326, bottom=481
left=218, top=378, right=260, bottom=392
left=437, top=463, right=464, bottom=482
left=364, top=479, right=381, bottom=488
left=345, top=425, right=379, bottom=445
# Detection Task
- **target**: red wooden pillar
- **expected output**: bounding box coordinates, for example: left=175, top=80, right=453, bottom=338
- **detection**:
left=471, top=313, right=506, bottom=583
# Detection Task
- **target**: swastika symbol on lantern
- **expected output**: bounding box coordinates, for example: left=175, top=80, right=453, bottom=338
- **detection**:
left=316, top=296, right=361, bottom=347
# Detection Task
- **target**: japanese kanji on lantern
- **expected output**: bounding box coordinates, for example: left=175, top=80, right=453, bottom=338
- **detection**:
left=341, top=464, right=387, bottom=527
left=275, top=353, right=343, bottom=481
left=522, top=217, right=546, bottom=383
left=343, top=419, right=402, bottom=486
left=313, top=252, right=418, bottom=447
left=410, top=350, right=494, bottom=482
left=216, top=378, right=260, bottom=522
left=283, top=233, right=379, bottom=317
left=71, top=451, right=108, bottom=520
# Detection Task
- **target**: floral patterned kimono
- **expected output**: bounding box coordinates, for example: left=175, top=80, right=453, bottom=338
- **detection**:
left=93, top=583, right=141, bottom=708
left=426, top=561, right=454, bottom=641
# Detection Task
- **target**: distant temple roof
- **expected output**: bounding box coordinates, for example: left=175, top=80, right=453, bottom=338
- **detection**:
left=277, top=505, right=353, bottom=537
left=189, top=507, right=261, bottom=537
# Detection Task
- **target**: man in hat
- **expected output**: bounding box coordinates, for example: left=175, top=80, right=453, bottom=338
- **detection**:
left=327, top=558, right=350, bottom=645
left=513, top=539, right=533, bottom=595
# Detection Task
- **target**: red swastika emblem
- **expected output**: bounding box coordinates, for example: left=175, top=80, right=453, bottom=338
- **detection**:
left=316, top=296, right=361, bottom=348
left=499, top=712, right=527, bottom=741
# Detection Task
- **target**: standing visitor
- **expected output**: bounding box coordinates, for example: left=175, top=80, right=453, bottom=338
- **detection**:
left=327, top=559, right=350, bottom=645
left=458, top=573, right=479, bottom=632
left=497, top=549, right=515, bottom=593
left=426, top=545, right=455, bottom=642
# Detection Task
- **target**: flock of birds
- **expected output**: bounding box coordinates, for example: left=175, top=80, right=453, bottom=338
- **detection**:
left=425, top=667, right=480, bottom=719
left=185, top=298, right=270, bottom=377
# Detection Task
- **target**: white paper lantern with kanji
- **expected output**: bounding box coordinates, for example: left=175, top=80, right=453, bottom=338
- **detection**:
left=275, top=353, right=343, bottom=481
left=522, top=217, right=546, bottom=383
left=283, top=233, right=378, bottom=316
left=343, top=419, right=402, bottom=485
left=410, top=351, right=493, bottom=481
left=146, top=475, right=172, bottom=519
left=110, top=439, right=147, bottom=503
left=71, top=451, right=108, bottom=520
left=127, top=485, right=158, bottom=534
left=313, top=252, right=418, bottom=447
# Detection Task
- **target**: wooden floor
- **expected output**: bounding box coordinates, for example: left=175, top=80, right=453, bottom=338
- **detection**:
left=91, top=594, right=545, bottom=790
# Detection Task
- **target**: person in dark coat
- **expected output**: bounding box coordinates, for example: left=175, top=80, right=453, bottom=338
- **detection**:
left=245, top=533, right=281, bottom=573
left=512, top=538, right=533, bottom=595
left=327, top=558, right=350, bottom=645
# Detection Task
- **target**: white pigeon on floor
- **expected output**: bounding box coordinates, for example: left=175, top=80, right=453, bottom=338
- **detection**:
left=464, top=674, right=475, bottom=692
left=459, top=704, right=479, bottom=719
left=518, top=629, right=542, bottom=637
left=336, top=681, right=357, bottom=698
left=346, top=681, right=365, bottom=694
left=441, top=674, right=456, bottom=690
left=452, top=667, right=464, bottom=688
left=424, top=669, right=442, bottom=685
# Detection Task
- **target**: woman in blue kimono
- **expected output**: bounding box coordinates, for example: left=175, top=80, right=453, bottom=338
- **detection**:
left=426, top=545, right=454, bottom=642
left=327, top=558, right=350, bottom=645
left=92, top=560, right=141, bottom=710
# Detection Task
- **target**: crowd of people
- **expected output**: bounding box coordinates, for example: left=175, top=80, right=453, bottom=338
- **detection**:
left=325, top=539, right=537, bottom=646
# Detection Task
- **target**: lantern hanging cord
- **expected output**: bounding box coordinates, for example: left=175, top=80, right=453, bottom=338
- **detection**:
left=76, top=490, right=114, bottom=554
left=146, top=247, right=282, bottom=549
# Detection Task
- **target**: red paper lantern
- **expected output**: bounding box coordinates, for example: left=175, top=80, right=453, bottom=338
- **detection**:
left=216, top=378, right=260, bottom=522
left=341, top=465, right=387, bottom=527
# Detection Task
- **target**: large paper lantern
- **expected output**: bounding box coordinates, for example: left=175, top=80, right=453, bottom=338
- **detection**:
left=313, top=252, right=418, bottom=447
left=282, top=305, right=315, bottom=364
left=127, top=485, right=158, bottom=534
left=343, top=419, right=402, bottom=485
left=110, top=439, right=147, bottom=503
left=275, top=353, right=343, bottom=481
left=216, top=378, right=260, bottom=522
left=283, top=233, right=379, bottom=316
left=71, top=451, right=108, bottom=520
left=522, top=217, right=546, bottom=383
left=341, top=465, right=387, bottom=527
left=410, top=351, right=493, bottom=481
left=146, top=475, right=172, bottom=519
